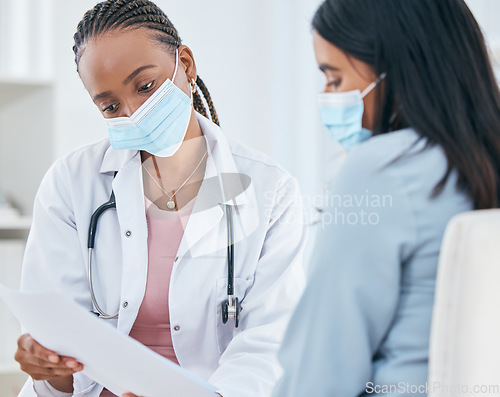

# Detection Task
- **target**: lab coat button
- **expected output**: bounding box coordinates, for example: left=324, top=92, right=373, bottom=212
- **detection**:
left=174, top=256, right=179, bottom=262
left=123, top=301, right=128, bottom=308
left=125, top=230, right=132, bottom=237
left=173, top=325, right=180, bottom=331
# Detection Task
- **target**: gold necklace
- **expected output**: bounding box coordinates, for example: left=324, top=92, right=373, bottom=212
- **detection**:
left=142, top=151, right=207, bottom=210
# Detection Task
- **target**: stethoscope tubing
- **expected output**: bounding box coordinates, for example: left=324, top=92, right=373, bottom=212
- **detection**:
left=87, top=182, right=239, bottom=326
left=223, top=204, right=239, bottom=327
left=88, top=247, right=119, bottom=319
left=88, top=191, right=116, bottom=249
left=87, top=187, right=119, bottom=319
left=226, top=205, right=234, bottom=297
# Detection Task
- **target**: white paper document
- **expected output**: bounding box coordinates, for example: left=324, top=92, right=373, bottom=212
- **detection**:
left=0, top=284, right=216, bottom=397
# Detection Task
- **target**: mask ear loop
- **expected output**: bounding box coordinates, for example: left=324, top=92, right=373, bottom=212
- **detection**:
left=172, top=48, right=195, bottom=106
left=171, top=48, right=180, bottom=82
left=361, top=72, right=387, bottom=98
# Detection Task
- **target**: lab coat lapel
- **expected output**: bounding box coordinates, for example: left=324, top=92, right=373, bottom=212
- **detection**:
left=103, top=148, right=149, bottom=332
left=176, top=202, right=224, bottom=260
left=176, top=114, right=251, bottom=260
left=100, top=146, right=137, bottom=174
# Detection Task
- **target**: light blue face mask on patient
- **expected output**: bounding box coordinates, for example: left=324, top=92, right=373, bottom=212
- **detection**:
left=318, top=73, right=386, bottom=151
left=106, top=49, right=192, bottom=157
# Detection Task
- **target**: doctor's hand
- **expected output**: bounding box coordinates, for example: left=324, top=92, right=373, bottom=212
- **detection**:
left=15, top=334, right=84, bottom=382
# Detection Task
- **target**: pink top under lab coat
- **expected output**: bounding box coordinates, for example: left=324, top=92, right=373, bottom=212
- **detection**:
left=100, top=196, right=194, bottom=397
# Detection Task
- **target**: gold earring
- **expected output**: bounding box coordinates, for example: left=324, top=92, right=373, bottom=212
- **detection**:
left=191, top=78, right=197, bottom=94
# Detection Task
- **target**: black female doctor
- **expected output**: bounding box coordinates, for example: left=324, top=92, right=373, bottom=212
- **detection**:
left=14, top=1, right=305, bottom=396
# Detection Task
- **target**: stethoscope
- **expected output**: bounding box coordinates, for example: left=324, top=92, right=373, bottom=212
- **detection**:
left=87, top=172, right=240, bottom=327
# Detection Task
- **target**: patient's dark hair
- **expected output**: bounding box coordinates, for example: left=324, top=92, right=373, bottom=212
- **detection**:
left=73, top=0, right=219, bottom=126
left=313, top=0, right=500, bottom=209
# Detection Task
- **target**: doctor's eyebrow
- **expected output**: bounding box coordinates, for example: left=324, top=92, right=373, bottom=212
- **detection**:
left=92, top=65, right=159, bottom=102
left=93, top=91, right=112, bottom=102
left=122, top=65, right=158, bottom=85
left=319, top=64, right=340, bottom=72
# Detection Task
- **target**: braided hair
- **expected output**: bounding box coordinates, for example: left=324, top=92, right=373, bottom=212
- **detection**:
left=73, top=0, right=219, bottom=126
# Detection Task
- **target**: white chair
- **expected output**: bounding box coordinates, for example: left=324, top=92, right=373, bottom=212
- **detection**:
left=428, top=209, right=500, bottom=397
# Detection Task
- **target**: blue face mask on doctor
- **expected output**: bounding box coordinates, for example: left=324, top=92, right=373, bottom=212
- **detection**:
left=106, top=49, right=192, bottom=157
left=318, top=73, right=386, bottom=151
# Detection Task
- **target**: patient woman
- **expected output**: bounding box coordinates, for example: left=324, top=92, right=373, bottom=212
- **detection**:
left=273, top=0, right=500, bottom=396
left=14, top=1, right=305, bottom=396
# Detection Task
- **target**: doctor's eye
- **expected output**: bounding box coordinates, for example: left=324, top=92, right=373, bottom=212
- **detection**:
left=102, top=103, right=119, bottom=113
left=139, top=81, right=154, bottom=92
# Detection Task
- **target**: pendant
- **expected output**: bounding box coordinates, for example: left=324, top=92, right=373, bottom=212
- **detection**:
left=166, top=199, right=176, bottom=210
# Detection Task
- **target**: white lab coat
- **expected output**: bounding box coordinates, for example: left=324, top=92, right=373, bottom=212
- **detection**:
left=19, top=113, right=306, bottom=397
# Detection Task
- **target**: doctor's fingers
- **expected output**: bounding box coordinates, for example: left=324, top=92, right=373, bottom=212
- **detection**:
left=16, top=334, right=83, bottom=371
left=16, top=350, right=83, bottom=373
left=18, top=361, right=79, bottom=381
left=15, top=349, right=83, bottom=380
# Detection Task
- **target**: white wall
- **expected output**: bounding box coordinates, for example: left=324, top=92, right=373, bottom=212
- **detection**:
left=52, top=0, right=108, bottom=158
left=467, top=0, right=500, bottom=47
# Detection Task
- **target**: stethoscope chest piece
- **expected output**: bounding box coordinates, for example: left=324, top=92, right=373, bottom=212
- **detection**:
left=222, top=296, right=240, bottom=328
